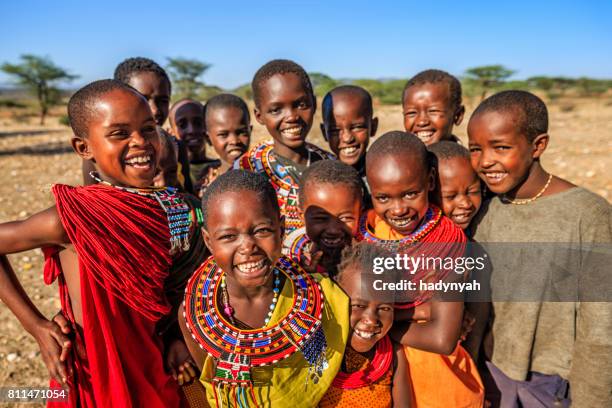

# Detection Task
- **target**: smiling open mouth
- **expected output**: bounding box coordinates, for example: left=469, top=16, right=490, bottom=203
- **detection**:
left=415, top=130, right=435, bottom=142
left=125, top=154, right=153, bottom=169
left=320, top=235, right=345, bottom=248
left=280, top=126, right=303, bottom=138
left=339, top=145, right=360, bottom=157
left=235, top=259, right=268, bottom=275
left=386, top=214, right=417, bottom=229
left=451, top=212, right=473, bottom=224
left=354, top=328, right=381, bottom=340
left=482, top=171, right=507, bottom=184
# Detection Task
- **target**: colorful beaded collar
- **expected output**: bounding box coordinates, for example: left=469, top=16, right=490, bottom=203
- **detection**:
left=356, top=206, right=442, bottom=252
left=89, top=172, right=194, bottom=254
left=183, top=256, right=328, bottom=393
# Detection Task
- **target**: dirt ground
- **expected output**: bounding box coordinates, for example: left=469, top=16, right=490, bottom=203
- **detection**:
left=0, top=97, right=610, bottom=406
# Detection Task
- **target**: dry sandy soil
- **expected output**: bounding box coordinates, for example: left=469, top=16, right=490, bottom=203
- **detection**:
left=0, top=97, right=610, bottom=406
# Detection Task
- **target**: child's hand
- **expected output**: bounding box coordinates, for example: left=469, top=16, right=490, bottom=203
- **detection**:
left=460, top=309, right=476, bottom=341
left=302, top=243, right=324, bottom=275
left=166, top=339, right=199, bottom=385
left=31, top=313, right=73, bottom=388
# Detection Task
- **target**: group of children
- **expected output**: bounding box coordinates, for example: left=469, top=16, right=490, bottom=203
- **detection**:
left=0, top=56, right=609, bottom=408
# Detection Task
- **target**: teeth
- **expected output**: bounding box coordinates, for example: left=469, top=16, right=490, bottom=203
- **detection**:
left=452, top=213, right=471, bottom=222
left=236, top=259, right=266, bottom=273
left=484, top=172, right=506, bottom=180
left=416, top=131, right=434, bottom=140
left=340, top=146, right=358, bottom=155
left=388, top=215, right=415, bottom=228
left=281, top=127, right=302, bottom=136
left=322, top=236, right=343, bottom=246
left=354, top=329, right=377, bottom=339
left=125, top=155, right=152, bottom=165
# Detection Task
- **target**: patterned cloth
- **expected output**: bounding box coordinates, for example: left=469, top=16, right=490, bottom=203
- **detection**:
left=235, top=140, right=335, bottom=254
left=319, top=344, right=393, bottom=408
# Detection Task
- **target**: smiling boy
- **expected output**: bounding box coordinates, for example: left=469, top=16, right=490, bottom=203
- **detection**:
left=0, top=80, right=196, bottom=407
left=402, top=69, right=465, bottom=145
left=321, top=85, right=377, bottom=207
left=288, top=160, right=363, bottom=276
left=169, top=98, right=220, bottom=195
left=469, top=90, right=611, bottom=406
left=236, top=59, right=334, bottom=252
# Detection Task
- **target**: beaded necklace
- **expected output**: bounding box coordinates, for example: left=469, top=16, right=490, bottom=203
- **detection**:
left=501, top=173, right=553, bottom=205
left=332, top=335, right=393, bottom=389
left=89, top=172, right=194, bottom=254
left=220, top=268, right=281, bottom=326
left=356, top=206, right=442, bottom=253
left=184, top=256, right=328, bottom=407
left=238, top=141, right=335, bottom=252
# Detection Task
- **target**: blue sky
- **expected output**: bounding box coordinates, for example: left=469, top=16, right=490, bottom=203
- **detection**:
left=1, top=0, right=610, bottom=89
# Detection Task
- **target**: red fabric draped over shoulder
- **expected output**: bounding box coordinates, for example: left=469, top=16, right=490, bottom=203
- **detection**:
left=45, top=184, right=181, bottom=408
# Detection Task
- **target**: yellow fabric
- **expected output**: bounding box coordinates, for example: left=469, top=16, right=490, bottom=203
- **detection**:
left=319, top=346, right=392, bottom=408
left=199, top=274, right=349, bottom=407
left=369, top=209, right=484, bottom=408
left=367, top=209, right=406, bottom=240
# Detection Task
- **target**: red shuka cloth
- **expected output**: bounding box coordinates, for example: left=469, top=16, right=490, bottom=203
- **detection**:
left=44, top=184, right=182, bottom=408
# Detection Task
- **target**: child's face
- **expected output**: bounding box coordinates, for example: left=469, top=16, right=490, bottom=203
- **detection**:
left=301, top=183, right=361, bottom=257
left=436, top=157, right=482, bottom=230
left=206, top=106, right=251, bottom=164
left=74, top=89, right=161, bottom=188
left=403, top=83, right=464, bottom=145
left=172, top=103, right=205, bottom=158
left=127, top=72, right=171, bottom=127
left=321, top=94, right=377, bottom=166
left=203, top=190, right=283, bottom=290
left=468, top=111, right=540, bottom=195
left=153, top=137, right=179, bottom=188
left=367, top=154, right=433, bottom=236
left=339, top=264, right=394, bottom=353
left=255, top=73, right=315, bottom=152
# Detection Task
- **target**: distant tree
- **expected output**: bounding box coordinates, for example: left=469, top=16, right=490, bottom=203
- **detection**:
left=233, top=83, right=253, bottom=101
left=166, top=57, right=211, bottom=99
left=1, top=54, right=78, bottom=124
left=465, top=65, right=515, bottom=100
left=308, top=72, right=340, bottom=97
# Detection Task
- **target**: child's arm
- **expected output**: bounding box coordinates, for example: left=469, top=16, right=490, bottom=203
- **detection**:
left=178, top=303, right=207, bottom=371
left=390, top=300, right=463, bottom=355
left=391, top=341, right=412, bottom=408
left=0, top=207, right=72, bottom=386
left=462, top=302, right=489, bottom=361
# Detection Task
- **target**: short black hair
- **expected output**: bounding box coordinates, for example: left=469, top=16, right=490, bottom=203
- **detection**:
left=114, top=57, right=171, bottom=93
left=402, top=69, right=462, bottom=111
left=428, top=141, right=470, bottom=162
left=471, top=90, right=548, bottom=142
left=169, top=98, right=204, bottom=126
left=68, top=79, right=141, bottom=139
left=322, top=85, right=373, bottom=122
left=366, top=131, right=432, bottom=173
left=204, top=93, right=250, bottom=125
left=201, top=169, right=279, bottom=229
left=251, top=59, right=314, bottom=108
left=298, top=159, right=363, bottom=207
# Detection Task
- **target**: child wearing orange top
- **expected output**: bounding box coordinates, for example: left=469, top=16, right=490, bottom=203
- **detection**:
left=359, top=131, right=484, bottom=407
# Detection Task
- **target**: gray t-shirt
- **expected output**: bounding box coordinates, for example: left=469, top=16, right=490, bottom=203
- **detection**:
left=472, top=187, right=612, bottom=406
